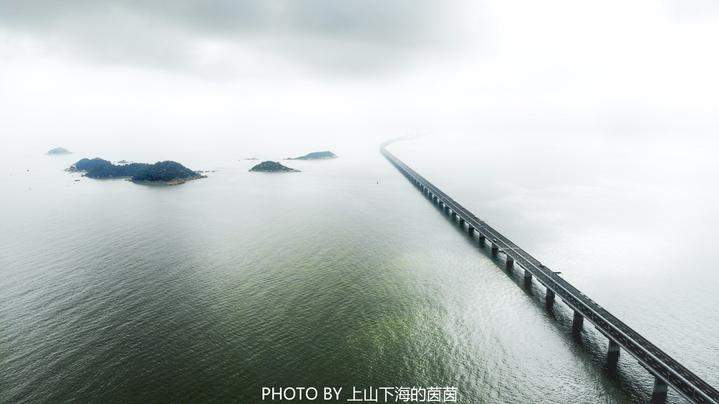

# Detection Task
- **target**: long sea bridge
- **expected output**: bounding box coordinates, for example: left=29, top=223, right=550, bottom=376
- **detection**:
left=381, top=142, right=718, bottom=404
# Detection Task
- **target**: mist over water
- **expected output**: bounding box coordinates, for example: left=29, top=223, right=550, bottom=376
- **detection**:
left=2, top=1, right=719, bottom=401
left=1, top=129, right=716, bottom=403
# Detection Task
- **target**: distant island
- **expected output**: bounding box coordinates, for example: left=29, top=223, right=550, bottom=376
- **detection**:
left=69, top=158, right=204, bottom=185
left=249, top=161, right=299, bottom=172
left=47, top=147, right=72, bottom=155
left=287, top=151, right=337, bottom=160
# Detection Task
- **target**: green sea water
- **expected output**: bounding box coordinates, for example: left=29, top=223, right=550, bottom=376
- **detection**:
left=2, top=134, right=717, bottom=403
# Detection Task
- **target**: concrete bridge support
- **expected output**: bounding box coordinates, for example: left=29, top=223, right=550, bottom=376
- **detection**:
left=572, top=311, right=584, bottom=335
left=651, top=378, right=668, bottom=404
left=545, top=289, right=555, bottom=309
left=607, top=340, right=620, bottom=370
left=467, top=226, right=475, bottom=237
left=506, top=257, right=514, bottom=270
left=451, top=211, right=457, bottom=220
left=523, top=271, right=532, bottom=287
left=478, top=234, right=486, bottom=246
left=491, top=244, right=499, bottom=256
left=459, top=218, right=465, bottom=228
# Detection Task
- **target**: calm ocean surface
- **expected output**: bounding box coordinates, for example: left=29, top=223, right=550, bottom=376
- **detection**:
left=1, top=132, right=717, bottom=403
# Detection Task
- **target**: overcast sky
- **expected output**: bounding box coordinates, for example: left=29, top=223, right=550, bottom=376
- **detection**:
left=1, top=0, right=718, bottom=155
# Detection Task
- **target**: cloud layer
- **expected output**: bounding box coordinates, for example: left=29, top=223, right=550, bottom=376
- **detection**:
left=0, top=0, right=469, bottom=73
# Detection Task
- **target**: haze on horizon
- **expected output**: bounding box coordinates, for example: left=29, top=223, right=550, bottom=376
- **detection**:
left=1, top=0, right=719, bottom=156
left=2, top=3, right=719, bottom=402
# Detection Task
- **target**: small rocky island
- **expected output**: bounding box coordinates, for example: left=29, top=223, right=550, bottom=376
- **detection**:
left=69, top=158, right=204, bottom=185
left=249, top=161, right=299, bottom=172
left=287, top=151, right=337, bottom=160
left=47, top=147, right=72, bottom=155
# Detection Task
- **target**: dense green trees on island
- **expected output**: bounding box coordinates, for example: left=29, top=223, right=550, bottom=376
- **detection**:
left=249, top=161, right=299, bottom=172
left=69, top=158, right=203, bottom=184
left=287, top=151, right=337, bottom=160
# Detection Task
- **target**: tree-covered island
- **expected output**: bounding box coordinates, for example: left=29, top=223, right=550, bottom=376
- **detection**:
left=287, top=151, right=337, bottom=160
left=69, top=158, right=204, bottom=185
left=249, top=161, right=300, bottom=172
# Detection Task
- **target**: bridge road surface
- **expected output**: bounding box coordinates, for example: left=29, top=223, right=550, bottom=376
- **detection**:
left=381, top=143, right=719, bottom=404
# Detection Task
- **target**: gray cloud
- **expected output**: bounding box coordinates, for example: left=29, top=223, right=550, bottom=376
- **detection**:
left=0, top=0, right=470, bottom=74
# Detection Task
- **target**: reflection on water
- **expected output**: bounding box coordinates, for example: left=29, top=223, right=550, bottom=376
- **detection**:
left=1, top=133, right=717, bottom=402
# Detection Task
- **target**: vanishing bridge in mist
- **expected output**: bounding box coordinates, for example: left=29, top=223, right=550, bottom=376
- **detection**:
left=381, top=142, right=719, bottom=404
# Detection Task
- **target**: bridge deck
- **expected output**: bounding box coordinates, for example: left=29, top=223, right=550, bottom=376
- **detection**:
left=381, top=145, right=718, bottom=403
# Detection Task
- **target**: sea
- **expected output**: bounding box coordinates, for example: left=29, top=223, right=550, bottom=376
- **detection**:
left=1, top=131, right=717, bottom=403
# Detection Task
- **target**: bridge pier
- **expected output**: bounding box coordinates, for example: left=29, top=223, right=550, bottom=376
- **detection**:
left=459, top=218, right=465, bottom=228
left=607, top=340, right=620, bottom=370
left=651, top=377, right=668, bottom=403
left=572, top=311, right=584, bottom=335
left=545, top=289, right=555, bottom=310
left=506, top=257, right=514, bottom=270
left=478, top=234, right=485, bottom=246
left=451, top=211, right=457, bottom=220
left=491, top=244, right=499, bottom=256
left=523, top=271, right=532, bottom=287
left=468, top=226, right=475, bottom=237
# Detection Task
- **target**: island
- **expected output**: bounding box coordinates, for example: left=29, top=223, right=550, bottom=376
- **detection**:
left=47, top=147, right=72, bottom=155
left=69, top=158, right=205, bottom=185
left=287, top=151, right=337, bottom=160
left=249, top=161, right=299, bottom=172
